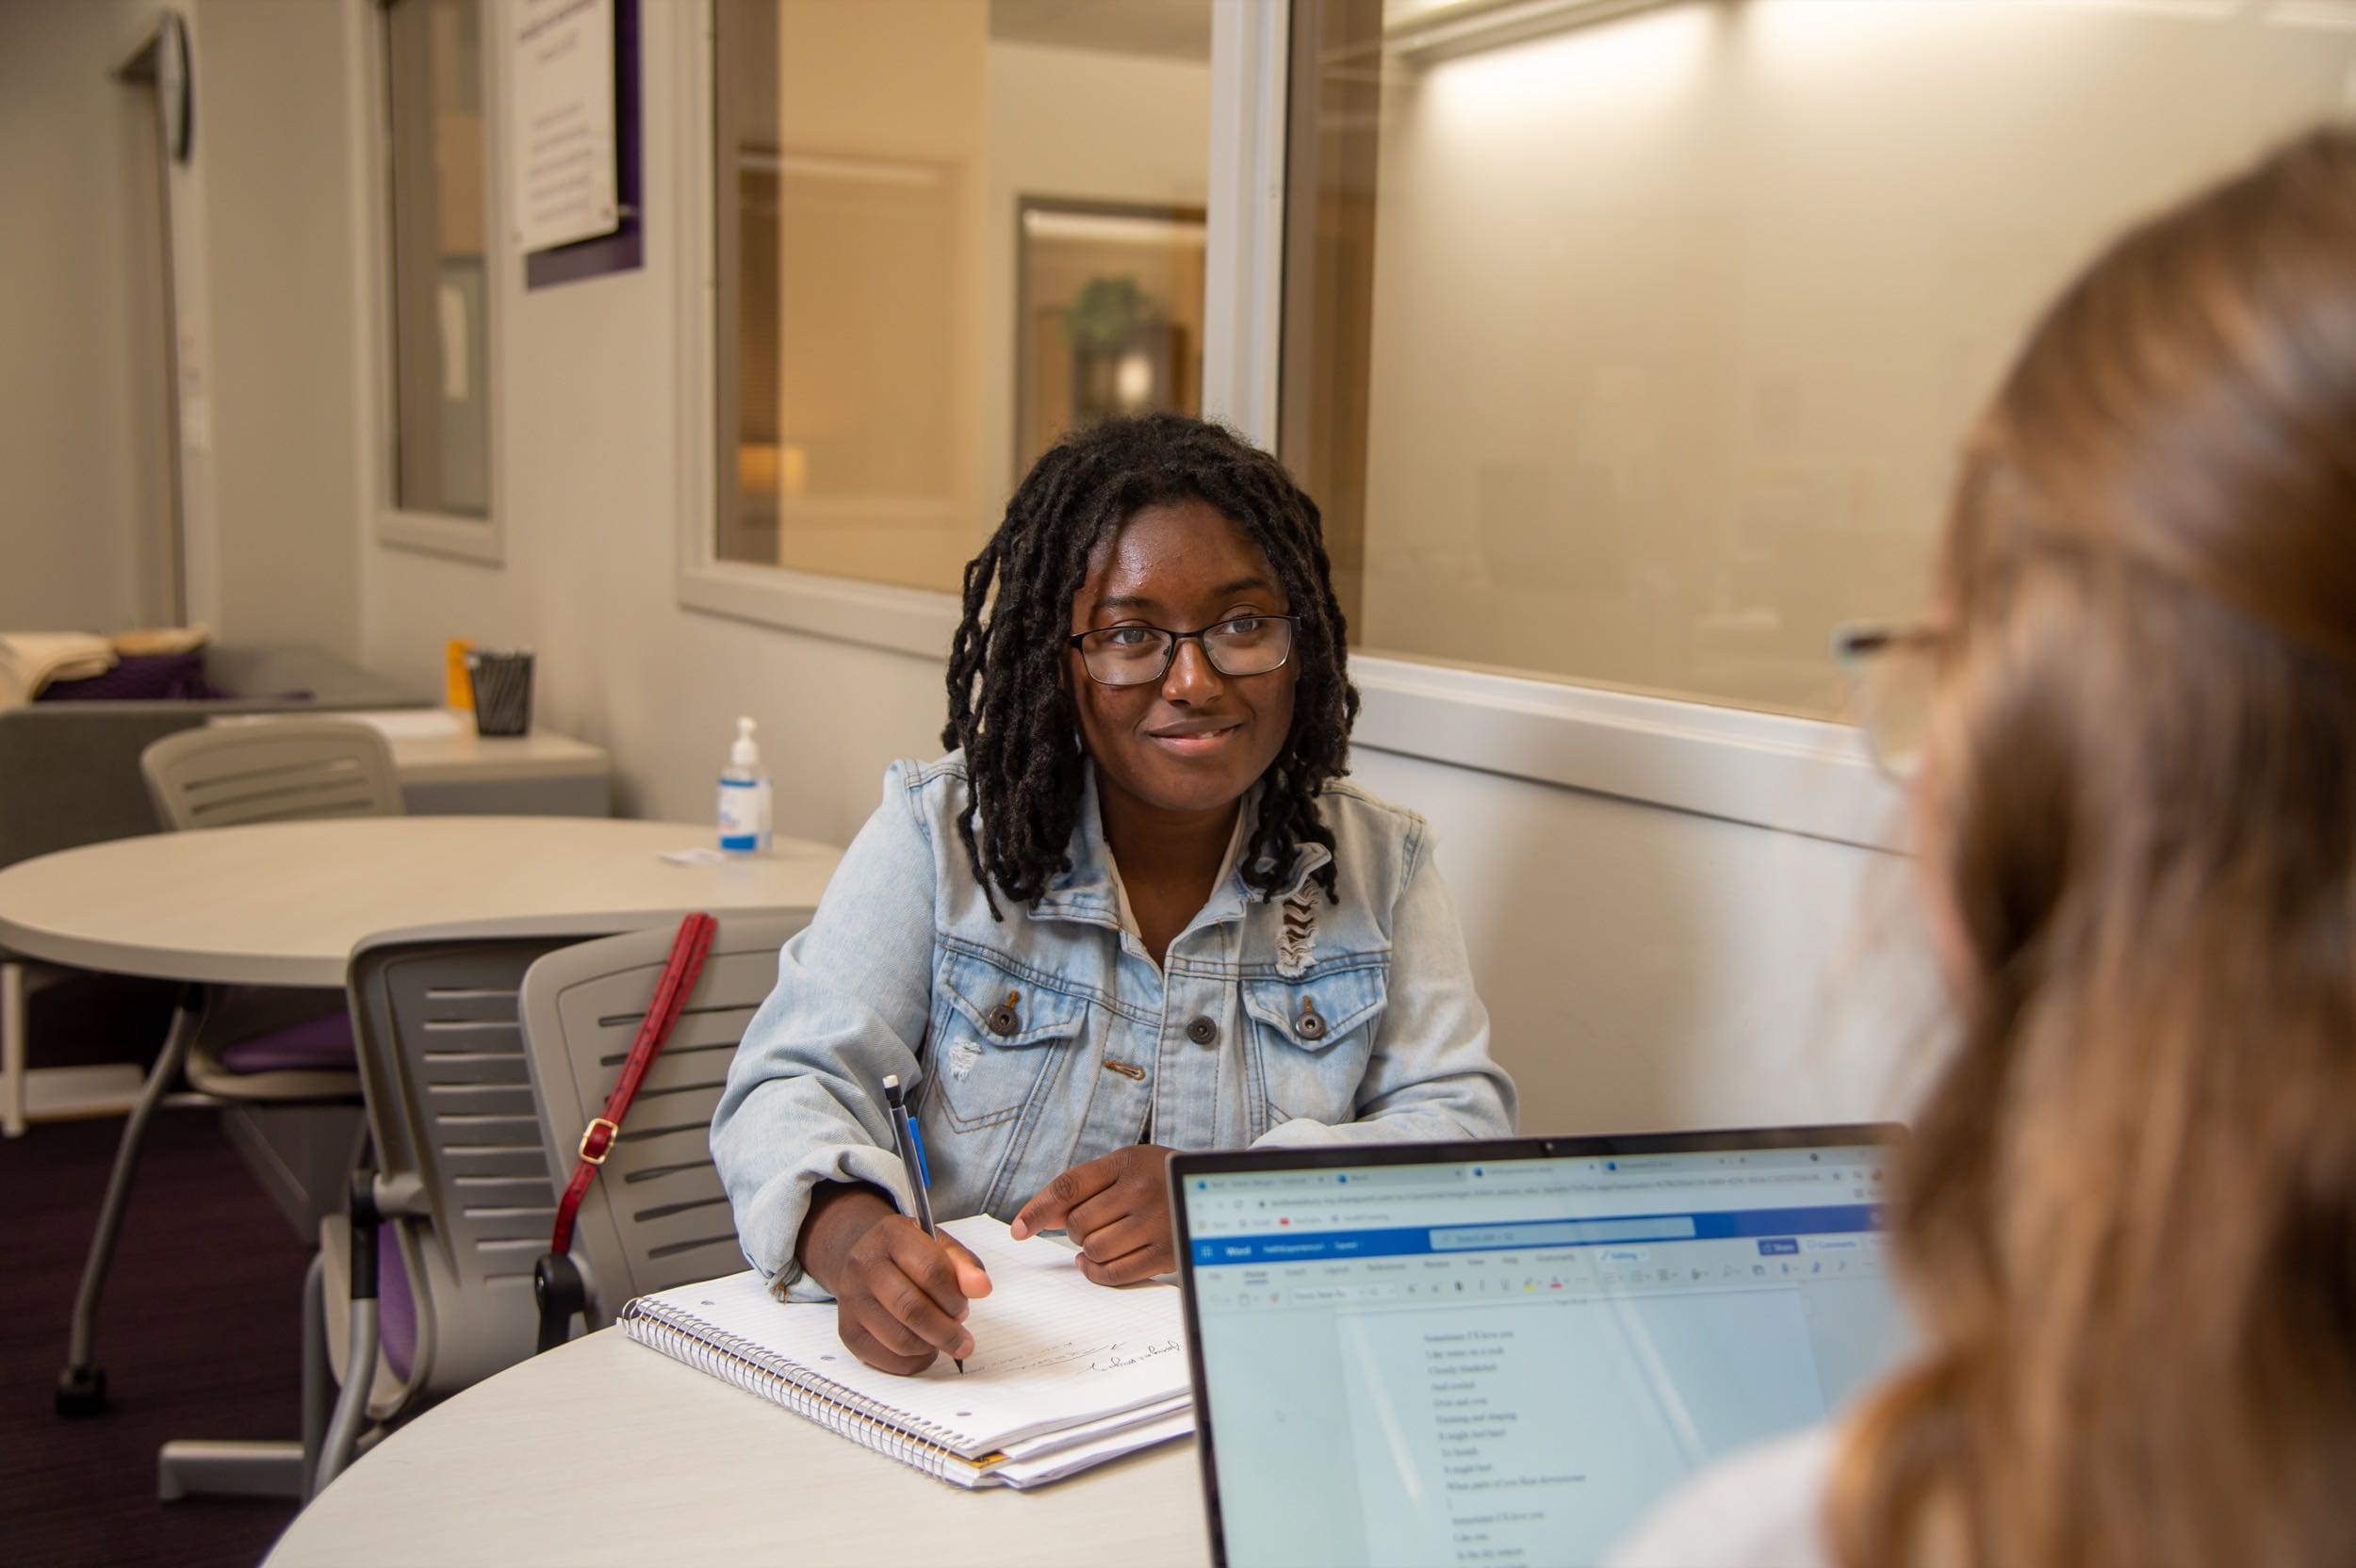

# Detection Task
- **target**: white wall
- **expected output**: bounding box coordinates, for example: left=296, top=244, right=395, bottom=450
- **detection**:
left=0, top=1, right=1931, bottom=1135
left=361, top=3, right=944, bottom=837
left=351, top=1, right=1922, bottom=1135
left=196, top=0, right=365, bottom=658
left=0, top=0, right=170, bottom=633
left=0, top=0, right=363, bottom=655
left=1350, top=747, right=1936, bottom=1135
left=361, top=17, right=1215, bottom=837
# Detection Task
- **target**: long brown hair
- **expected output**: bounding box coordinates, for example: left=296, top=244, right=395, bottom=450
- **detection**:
left=1832, top=126, right=2356, bottom=1568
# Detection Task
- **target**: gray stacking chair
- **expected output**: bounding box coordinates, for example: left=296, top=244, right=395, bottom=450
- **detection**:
left=57, top=719, right=404, bottom=1434
left=515, top=910, right=810, bottom=1341
left=309, top=922, right=630, bottom=1495
left=141, top=715, right=406, bottom=832
left=140, top=717, right=404, bottom=1099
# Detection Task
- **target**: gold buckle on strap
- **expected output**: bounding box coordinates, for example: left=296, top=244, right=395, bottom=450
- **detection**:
left=578, top=1117, right=620, bottom=1166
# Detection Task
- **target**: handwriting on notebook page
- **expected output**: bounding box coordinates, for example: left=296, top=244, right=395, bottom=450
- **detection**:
left=1092, top=1339, right=1181, bottom=1373
left=927, top=1214, right=1186, bottom=1386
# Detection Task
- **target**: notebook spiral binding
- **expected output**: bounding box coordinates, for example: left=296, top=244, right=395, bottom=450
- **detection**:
left=621, top=1298, right=1003, bottom=1484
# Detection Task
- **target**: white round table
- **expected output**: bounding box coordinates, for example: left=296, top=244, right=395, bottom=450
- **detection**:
left=265, top=1326, right=1209, bottom=1567
left=0, top=817, right=841, bottom=987
left=2, top=816, right=845, bottom=1500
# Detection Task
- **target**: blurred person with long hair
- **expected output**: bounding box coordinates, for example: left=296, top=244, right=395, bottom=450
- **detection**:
left=1615, top=124, right=2356, bottom=1568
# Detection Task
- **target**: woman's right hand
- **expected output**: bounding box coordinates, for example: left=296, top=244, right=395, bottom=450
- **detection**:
left=795, top=1183, right=991, bottom=1375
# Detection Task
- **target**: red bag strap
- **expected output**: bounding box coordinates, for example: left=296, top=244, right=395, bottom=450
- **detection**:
left=548, top=911, right=717, bottom=1258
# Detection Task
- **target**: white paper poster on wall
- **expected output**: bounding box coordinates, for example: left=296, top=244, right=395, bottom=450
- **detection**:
left=510, top=0, right=619, bottom=253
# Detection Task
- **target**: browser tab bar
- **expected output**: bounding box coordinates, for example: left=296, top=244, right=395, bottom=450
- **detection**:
left=1430, top=1217, right=1699, bottom=1250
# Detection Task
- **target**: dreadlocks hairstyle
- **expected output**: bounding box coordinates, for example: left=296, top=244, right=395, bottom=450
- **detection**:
left=943, top=413, right=1360, bottom=920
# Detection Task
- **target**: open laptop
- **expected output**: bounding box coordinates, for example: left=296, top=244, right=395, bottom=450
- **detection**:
left=1170, top=1126, right=1909, bottom=1568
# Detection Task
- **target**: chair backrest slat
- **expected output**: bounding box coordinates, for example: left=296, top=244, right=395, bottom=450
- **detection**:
left=141, top=718, right=405, bottom=830
left=519, top=912, right=810, bottom=1328
left=347, top=927, right=631, bottom=1405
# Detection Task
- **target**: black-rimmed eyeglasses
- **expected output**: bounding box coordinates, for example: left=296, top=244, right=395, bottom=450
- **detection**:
left=1067, top=615, right=1300, bottom=688
left=1832, top=620, right=1943, bottom=780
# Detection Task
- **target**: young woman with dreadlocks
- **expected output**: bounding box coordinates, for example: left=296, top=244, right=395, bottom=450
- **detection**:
left=712, top=413, right=1516, bottom=1376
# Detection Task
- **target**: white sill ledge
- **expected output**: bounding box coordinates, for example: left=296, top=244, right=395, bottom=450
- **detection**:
left=1349, top=655, right=1907, bottom=854
left=679, top=561, right=958, bottom=662
left=676, top=564, right=1907, bottom=854
left=378, top=510, right=504, bottom=565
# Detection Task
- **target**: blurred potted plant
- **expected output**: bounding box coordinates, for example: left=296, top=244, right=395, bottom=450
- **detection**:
left=1064, top=276, right=1170, bottom=418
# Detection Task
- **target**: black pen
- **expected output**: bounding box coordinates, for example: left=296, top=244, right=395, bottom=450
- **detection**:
left=881, top=1073, right=959, bottom=1373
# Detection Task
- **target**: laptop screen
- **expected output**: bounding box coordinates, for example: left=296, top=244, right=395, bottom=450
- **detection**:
left=1173, top=1130, right=1910, bottom=1568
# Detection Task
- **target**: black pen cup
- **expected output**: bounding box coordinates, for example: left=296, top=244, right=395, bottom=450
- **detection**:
left=466, top=648, right=534, bottom=737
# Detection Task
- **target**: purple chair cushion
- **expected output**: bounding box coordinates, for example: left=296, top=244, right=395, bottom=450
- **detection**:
left=378, top=1226, right=417, bottom=1384
left=217, top=1010, right=357, bottom=1074
left=36, top=649, right=227, bottom=702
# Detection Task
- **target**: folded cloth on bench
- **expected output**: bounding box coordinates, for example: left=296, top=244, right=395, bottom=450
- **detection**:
left=0, top=632, right=116, bottom=707
left=108, top=626, right=212, bottom=658
left=3, top=627, right=223, bottom=706
left=40, top=649, right=223, bottom=703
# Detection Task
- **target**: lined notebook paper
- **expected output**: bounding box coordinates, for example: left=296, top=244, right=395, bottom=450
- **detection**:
left=620, top=1215, right=1193, bottom=1489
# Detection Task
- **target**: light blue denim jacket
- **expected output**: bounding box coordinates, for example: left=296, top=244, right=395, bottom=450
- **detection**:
left=712, top=752, right=1517, bottom=1298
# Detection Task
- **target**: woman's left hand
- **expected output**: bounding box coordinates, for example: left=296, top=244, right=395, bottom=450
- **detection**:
left=1011, top=1144, right=1179, bottom=1285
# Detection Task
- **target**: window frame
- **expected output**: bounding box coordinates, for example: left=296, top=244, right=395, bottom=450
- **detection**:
left=671, top=1, right=954, bottom=656
left=364, top=0, right=509, bottom=565
left=669, top=0, right=1903, bottom=853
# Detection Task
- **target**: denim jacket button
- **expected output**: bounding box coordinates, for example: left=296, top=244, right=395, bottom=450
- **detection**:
left=985, top=994, right=1021, bottom=1037
left=1297, top=1001, right=1327, bottom=1041
left=1185, top=1014, right=1219, bottom=1046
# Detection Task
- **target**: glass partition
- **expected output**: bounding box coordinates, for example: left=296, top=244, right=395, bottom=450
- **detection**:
left=713, top=0, right=1213, bottom=592
left=1284, top=0, right=2356, bottom=715
left=383, top=0, right=491, bottom=518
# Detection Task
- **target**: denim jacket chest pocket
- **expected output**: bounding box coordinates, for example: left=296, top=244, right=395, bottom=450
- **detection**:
left=927, top=948, right=1092, bottom=1135
left=1241, top=962, right=1388, bottom=1133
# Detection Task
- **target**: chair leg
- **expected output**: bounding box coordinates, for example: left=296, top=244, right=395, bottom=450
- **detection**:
left=316, top=1298, right=379, bottom=1497
left=57, top=983, right=207, bottom=1415
left=155, top=1230, right=320, bottom=1502
left=156, top=1440, right=305, bottom=1501
left=315, top=1169, right=383, bottom=1497
left=301, top=1250, right=330, bottom=1501
left=2, top=960, right=25, bottom=1139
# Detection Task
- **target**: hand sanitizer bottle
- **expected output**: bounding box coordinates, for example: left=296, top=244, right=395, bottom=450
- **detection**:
left=718, top=716, right=772, bottom=856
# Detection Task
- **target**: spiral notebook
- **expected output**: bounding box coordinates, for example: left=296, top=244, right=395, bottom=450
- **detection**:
left=619, top=1214, right=1193, bottom=1489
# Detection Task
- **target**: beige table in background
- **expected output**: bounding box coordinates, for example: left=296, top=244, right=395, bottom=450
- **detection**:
left=0, top=816, right=838, bottom=1212
left=5, top=719, right=618, bottom=1134
left=0, top=816, right=833, bottom=988
left=264, top=1327, right=1209, bottom=1567
left=213, top=709, right=614, bottom=819
left=0, top=818, right=842, bottom=1499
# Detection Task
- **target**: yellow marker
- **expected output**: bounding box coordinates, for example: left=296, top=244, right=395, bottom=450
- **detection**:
left=445, top=638, right=474, bottom=710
